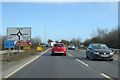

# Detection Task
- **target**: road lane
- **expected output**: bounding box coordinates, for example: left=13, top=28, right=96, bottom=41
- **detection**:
left=67, top=49, right=118, bottom=79
left=8, top=49, right=105, bottom=78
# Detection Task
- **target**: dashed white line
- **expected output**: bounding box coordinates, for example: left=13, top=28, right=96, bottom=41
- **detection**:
left=67, top=53, right=73, bottom=57
left=4, top=48, right=50, bottom=78
left=68, top=53, right=89, bottom=67
left=100, top=73, right=113, bottom=80
left=68, top=53, right=114, bottom=79
left=75, top=58, right=89, bottom=67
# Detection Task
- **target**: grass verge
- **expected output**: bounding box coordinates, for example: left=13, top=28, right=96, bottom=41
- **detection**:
left=78, top=47, right=86, bottom=50
left=2, top=47, right=49, bottom=62
left=114, top=52, right=120, bottom=55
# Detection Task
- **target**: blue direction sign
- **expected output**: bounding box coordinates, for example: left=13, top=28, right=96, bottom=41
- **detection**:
left=5, top=40, right=14, bottom=48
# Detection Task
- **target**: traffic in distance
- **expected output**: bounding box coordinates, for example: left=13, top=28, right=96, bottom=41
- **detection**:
left=68, top=44, right=76, bottom=50
left=2, top=27, right=118, bottom=79
left=1, top=2, right=119, bottom=79
left=50, top=43, right=114, bottom=61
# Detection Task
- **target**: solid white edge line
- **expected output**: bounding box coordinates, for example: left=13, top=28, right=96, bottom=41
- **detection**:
left=4, top=48, right=50, bottom=78
left=100, top=73, right=113, bottom=80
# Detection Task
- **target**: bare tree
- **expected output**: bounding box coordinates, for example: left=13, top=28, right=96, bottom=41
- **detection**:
left=47, top=39, right=53, bottom=43
left=2, top=36, right=7, bottom=50
left=31, top=36, right=42, bottom=49
left=84, top=27, right=119, bottom=49
left=70, top=37, right=82, bottom=46
left=0, top=35, right=2, bottom=50
left=91, top=27, right=108, bottom=38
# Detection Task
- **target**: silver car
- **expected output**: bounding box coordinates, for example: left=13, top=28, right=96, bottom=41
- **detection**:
left=68, top=44, right=76, bottom=50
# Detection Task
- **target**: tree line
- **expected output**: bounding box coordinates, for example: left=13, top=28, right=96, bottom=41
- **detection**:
left=47, top=37, right=82, bottom=47
left=47, top=27, right=119, bottom=49
left=83, top=27, right=119, bottom=49
left=0, top=27, right=119, bottom=50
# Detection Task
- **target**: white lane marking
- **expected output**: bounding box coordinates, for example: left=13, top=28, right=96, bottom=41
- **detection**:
left=68, top=53, right=113, bottom=79
left=101, top=73, right=113, bottom=80
left=67, top=53, right=89, bottom=67
left=75, top=58, right=89, bottom=67
left=4, top=48, right=50, bottom=78
left=67, top=53, right=73, bottom=57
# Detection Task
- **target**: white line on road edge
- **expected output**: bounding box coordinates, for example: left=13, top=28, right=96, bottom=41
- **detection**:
left=101, top=73, right=113, bottom=80
left=4, top=48, right=50, bottom=78
left=75, top=58, right=89, bottom=67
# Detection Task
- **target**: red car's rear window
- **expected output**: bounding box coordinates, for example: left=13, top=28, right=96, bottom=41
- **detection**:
left=54, top=44, right=64, bottom=47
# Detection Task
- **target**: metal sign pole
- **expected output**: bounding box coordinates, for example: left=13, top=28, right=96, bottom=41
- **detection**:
left=7, top=28, right=31, bottom=54
left=7, top=48, right=11, bottom=62
left=19, top=46, right=20, bottom=54
left=12, top=46, right=15, bottom=56
left=45, top=25, right=46, bottom=50
left=8, top=48, right=10, bottom=57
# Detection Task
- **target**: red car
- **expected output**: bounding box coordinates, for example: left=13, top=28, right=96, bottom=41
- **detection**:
left=51, top=43, right=67, bottom=56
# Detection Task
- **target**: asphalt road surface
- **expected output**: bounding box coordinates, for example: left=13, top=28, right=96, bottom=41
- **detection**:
left=7, top=49, right=118, bottom=79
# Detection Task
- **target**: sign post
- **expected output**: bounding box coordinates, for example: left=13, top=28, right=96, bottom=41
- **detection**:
left=37, top=46, right=42, bottom=51
left=7, top=28, right=31, bottom=41
left=5, top=40, right=14, bottom=60
left=8, top=48, right=10, bottom=57
left=16, top=41, right=31, bottom=46
left=23, top=47, right=31, bottom=50
left=5, top=40, right=14, bottom=48
left=7, top=27, right=31, bottom=54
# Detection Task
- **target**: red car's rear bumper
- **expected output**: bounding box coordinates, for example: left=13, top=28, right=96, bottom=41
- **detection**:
left=52, top=50, right=66, bottom=54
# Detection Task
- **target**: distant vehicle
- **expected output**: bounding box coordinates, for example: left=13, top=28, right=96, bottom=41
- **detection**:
left=78, top=44, right=85, bottom=48
left=51, top=43, right=67, bottom=56
left=86, top=43, right=114, bottom=61
left=68, top=44, right=76, bottom=50
left=48, top=42, right=56, bottom=47
left=40, top=44, right=50, bottom=47
left=80, top=45, right=85, bottom=48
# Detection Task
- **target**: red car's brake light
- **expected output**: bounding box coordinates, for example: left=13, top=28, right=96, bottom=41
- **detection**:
left=62, top=47, right=66, bottom=50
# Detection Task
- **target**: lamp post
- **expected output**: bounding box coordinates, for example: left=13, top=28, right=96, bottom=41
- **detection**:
left=44, top=25, right=46, bottom=50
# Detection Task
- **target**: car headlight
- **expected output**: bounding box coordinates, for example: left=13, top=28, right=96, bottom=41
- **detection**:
left=94, top=52, right=99, bottom=54
left=110, top=52, right=113, bottom=55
